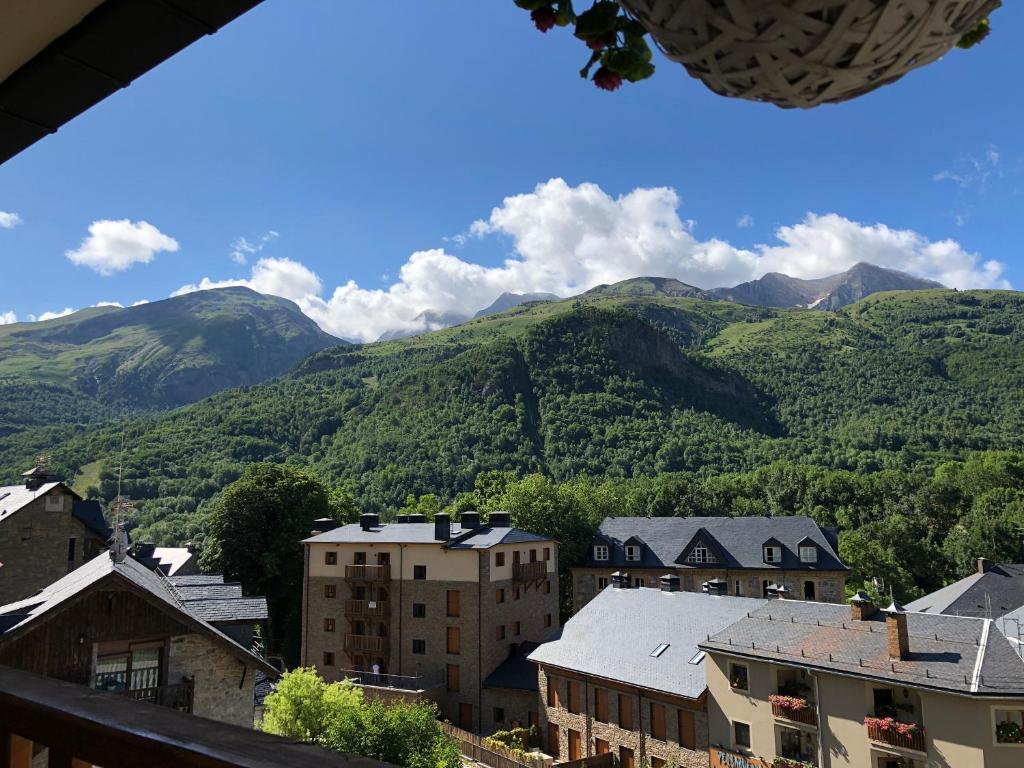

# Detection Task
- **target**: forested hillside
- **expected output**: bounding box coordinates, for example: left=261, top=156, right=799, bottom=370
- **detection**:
left=1, top=287, right=1022, bottom=597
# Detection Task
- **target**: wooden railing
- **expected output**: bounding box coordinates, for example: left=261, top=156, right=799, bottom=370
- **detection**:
left=771, top=699, right=817, bottom=726
left=513, top=561, right=548, bottom=583
left=0, top=665, right=392, bottom=767
left=441, top=723, right=550, bottom=768
left=344, top=634, right=389, bottom=654
left=345, top=564, right=391, bottom=582
left=866, top=721, right=926, bottom=752
left=345, top=599, right=390, bottom=618
left=558, top=754, right=614, bottom=768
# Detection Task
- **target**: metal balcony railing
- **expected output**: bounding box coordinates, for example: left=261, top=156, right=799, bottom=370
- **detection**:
left=345, top=564, right=391, bottom=583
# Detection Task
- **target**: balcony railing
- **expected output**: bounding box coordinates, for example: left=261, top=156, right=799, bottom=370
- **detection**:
left=866, top=720, right=926, bottom=752
left=0, top=664, right=391, bottom=767
left=344, top=634, right=390, bottom=654
left=345, top=599, right=390, bottom=618
left=345, top=564, right=391, bottom=583
left=340, top=669, right=443, bottom=692
left=771, top=697, right=817, bottom=726
left=513, top=561, right=548, bottom=582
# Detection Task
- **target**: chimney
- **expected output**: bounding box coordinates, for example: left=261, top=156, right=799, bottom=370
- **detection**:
left=407, top=513, right=426, bottom=524
left=359, top=513, right=379, bottom=532
left=310, top=517, right=339, bottom=536
left=434, top=513, right=451, bottom=542
left=774, top=583, right=789, bottom=600
left=22, top=465, right=50, bottom=491
left=490, top=511, right=511, bottom=528
left=395, top=515, right=409, bottom=523
left=461, top=511, right=480, bottom=530
left=885, top=600, right=910, bottom=660
left=707, top=577, right=728, bottom=596
left=659, top=574, right=680, bottom=592
left=133, top=542, right=155, bottom=559
left=611, top=571, right=630, bottom=589
left=766, top=583, right=781, bottom=600
left=978, top=557, right=993, bottom=574
left=850, top=591, right=877, bottom=621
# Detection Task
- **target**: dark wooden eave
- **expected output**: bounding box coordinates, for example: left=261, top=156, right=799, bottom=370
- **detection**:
left=0, top=0, right=263, bottom=166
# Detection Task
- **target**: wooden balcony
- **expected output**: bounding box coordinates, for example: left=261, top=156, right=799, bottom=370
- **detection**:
left=345, top=599, right=390, bottom=618
left=0, top=664, right=391, bottom=767
left=344, top=634, right=389, bottom=654
left=513, top=561, right=548, bottom=583
left=345, top=564, right=391, bottom=583
left=771, top=699, right=817, bottom=726
left=866, top=721, right=926, bottom=752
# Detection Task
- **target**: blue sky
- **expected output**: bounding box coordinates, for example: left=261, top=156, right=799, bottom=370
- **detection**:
left=0, top=1, right=1020, bottom=340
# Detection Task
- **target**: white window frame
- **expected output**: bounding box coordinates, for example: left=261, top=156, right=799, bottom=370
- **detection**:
left=992, top=705, right=1024, bottom=747
left=594, top=544, right=609, bottom=561
left=764, top=545, right=782, bottom=564
left=687, top=543, right=716, bottom=564
left=799, top=545, right=817, bottom=563
left=625, top=545, right=641, bottom=562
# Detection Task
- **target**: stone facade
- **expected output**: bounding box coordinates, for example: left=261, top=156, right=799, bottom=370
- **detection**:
left=168, top=632, right=257, bottom=728
left=572, top=567, right=846, bottom=612
left=0, top=485, right=107, bottom=604
left=538, top=664, right=709, bottom=768
left=481, top=687, right=539, bottom=736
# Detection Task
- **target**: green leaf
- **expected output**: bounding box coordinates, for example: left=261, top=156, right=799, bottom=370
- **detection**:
left=573, top=1, right=621, bottom=41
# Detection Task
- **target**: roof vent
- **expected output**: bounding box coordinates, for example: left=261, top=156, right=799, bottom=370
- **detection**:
left=311, top=517, right=339, bottom=536
left=461, top=511, right=480, bottom=530
left=885, top=600, right=909, bottom=660
left=407, top=514, right=426, bottom=524
left=359, top=513, right=379, bottom=531
left=659, top=574, right=680, bottom=592
left=434, top=513, right=451, bottom=542
left=611, top=571, right=630, bottom=589
left=706, top=577, right=728, bottom=596
left=978, top=557, right=994, bottom=574
left=849, top=591, right=877, bottom=621
left=490, top=511, right=511, bottom=528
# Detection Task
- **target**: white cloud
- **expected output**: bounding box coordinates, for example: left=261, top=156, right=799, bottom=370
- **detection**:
left=171, top=179, right=1008, bottom=342
left=0, top=211, right=21, bottom=229
left=230, top=230, right=278, bottom=265
left=34, top=308, right=75, bottom=322
left=737, top=214, right=754, bottom=228
left=65, top=219, right=179, bottom=275
left=934, top=144, right=1003, bottom=190
left=132, top=299, right=150, bottom=307
left=94, top=301, right=124, bottom=309
left=0, top=311, right=16, bottom=324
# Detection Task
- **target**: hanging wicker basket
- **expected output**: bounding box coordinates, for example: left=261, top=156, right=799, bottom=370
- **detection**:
left=616, top=0, right=1001, bottom=108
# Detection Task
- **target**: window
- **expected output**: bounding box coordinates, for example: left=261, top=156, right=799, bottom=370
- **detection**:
left=323, top=618, right=335, bottom=632
left=544, top=580, right=552, bottom=594
left=804, top=580, right=816, bottom=600
left=619, top=746, right=635, bottom=768
left=544, top=547, right=551, bottom=561
left=530, top=549, right=537, bottom=563
left=447, top=590, right=461, bottom=617
left=412, top=602, right=426, bottom=618
left=324, top=584, right=337, bottom=599
left=459, top=703, right=473, bottom=730
left=496, top=588, right=505, bottom=604
left=650, top=702, right=666, bottom=740
left=19, top=526, right=32, bottom=542
left=594, top=688, right=608, bottom=722
left=45, top=494, right=64, bottom=512
left=995, top=708, right=1024, bottom=743
left=66, top=537, right=76, bottom=562
left=733, top=721, right=751, bottom=749
left=762, top=579, right=771, bottom=598
left=568, top=730, right=582, bottom=762
left=547, top=676, right=560, bottom=708
left=618, top=694, right=634, bottom=729
left=729, top=663, right=749, bottom=692
left=412, top=639, right=426, bottom=654
left=513, top=551, right=521, bottom=566
left=594, top=544, right=609, bottom=561
left=625, top=544, right=641, bottom=562
left=513, top=586, right=520, bottom=600
left=597, top=577, right=609, bottom=590
left=651, top=759, right=665, bottom=768
left=594, top=738, right=609, bottom=755
left=687, top=650, right=706, bottom=665
left=763, top=545, right=782, bottom=563
left=633, top=577, right=645, bottom=588
left=650, top=643, right=670, bottom=658
left=446, top=664, right=460, bottom=692
left=413, top=565, right=427, bottom=580
left=325, top=551, right=337, bottom=565
left=493, top=707, right=505, bottom=724
left=323, top=652, right=334, bottom=666
left=447, top=627, right=461, bottom=654
left=779, top=727, right=816, bottom=762
left=496, top=625, right=506, bottom=641
left=734, top=580, right=742, bottom=596
left=496, top=552, right=505, bottom=567
left=544, top=613, right=552, bottom=628
left=548, top=724, right=560, bottom=758
left=799, top=545, right=818, bottom=563
left=679, top=710, right=696, bottom=749
left=686, top=543, right=717, bottom=564
left=354, top=552, right=367, bottom=565
left=567, top=681, right=581, bottom=714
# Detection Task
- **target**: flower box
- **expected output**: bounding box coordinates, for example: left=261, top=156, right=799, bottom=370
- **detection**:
left=864, top=716, right=926, bottom=752
left=770, top=695, right=817, bottom=726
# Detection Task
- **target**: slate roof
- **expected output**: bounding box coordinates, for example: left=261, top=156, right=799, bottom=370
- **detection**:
left=0, top=553, right=276, bottom=676
left=528, top=587, right=767, bottom=700
left=584, top=516, right=846, bottom=571
left=71, top=499, right=112, bottom=540
left=304, top=522, right=552, bottom=549
left=166, top=574, right=269, bottom=624
left=0, top=482, right=63, bottom=523
left=906, top=564, right=1024, bottom=619
left=701, top=600, right=1024, bottom=697
left=484, top=642, right=541, bottom=691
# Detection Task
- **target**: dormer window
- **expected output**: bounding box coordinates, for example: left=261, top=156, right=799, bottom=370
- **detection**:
left=763, top=545, right=782, bottom=564
left=594, top=544, right=609, bottom=561
left=686, top=543, right=717, bottom=564
left=799, top=544, right=817, bottom=563
left=625, top=545, right=641, bottom=562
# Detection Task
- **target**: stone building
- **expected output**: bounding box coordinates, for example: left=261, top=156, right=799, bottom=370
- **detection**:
left=529, top=573, right=767, bottom=767
left=0, top=547, right=276, bottom=728
left=701, top=594, right=1024, bottom=768
left=0, top=467, right=110, bottom=604
left=572, top=516, right=847, bottom=612
left=301, top=511, right=559, bottom=734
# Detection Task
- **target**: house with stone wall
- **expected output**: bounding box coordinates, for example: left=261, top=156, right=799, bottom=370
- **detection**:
left=529, top=573, right=767, bottom=767
left=572, top=516, right=847, bottom=612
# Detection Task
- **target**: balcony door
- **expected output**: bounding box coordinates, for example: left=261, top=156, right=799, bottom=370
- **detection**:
left=94, top=644, right=162, bottom=694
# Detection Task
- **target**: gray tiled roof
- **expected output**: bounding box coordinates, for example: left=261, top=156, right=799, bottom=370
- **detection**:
left=165, top=575, right=269, bottom=623
left=71, top=499, right=111, bottom=540
left=0, top=482, right=63, bottom=523
left=586, top=516, right=846, bottom=571
left=528, top=586, right=767, bottom=700
left=304, top=522, right=551, bottom=549
left=906, top=564, right=1024, bottom=619
left=701, top=600, right=1024, bottom=696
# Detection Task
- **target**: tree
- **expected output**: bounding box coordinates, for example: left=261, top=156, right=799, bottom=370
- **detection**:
left=200, top=463, right=331, bottom=663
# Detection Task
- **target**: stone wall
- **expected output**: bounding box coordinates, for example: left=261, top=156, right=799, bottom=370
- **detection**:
left=538, top=665, right=708, bottom=768
left=168, top=633, right=256, bottom=728
left=0, top=486, right=107, bottom=604
left=481, top=686, right=539, bottom=737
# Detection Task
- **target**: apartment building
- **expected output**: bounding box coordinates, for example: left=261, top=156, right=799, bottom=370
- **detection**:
left=572, top=516, right=847, bottom=612
left=301, top=511, right=559, bottom=733
left=700, top=593, right=1024, bottom=768
left=529, top=572, right=767, bottom=767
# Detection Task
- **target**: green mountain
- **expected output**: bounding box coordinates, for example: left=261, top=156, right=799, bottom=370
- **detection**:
left=1, top=285, right=1020, bottom=545
left=585, top=276, right=708, bottom=299
left=0, top=287, right=341, bottom=432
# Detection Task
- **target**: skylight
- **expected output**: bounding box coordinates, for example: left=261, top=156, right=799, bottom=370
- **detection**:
left=688, top=650, right=706, bottom=665
left=650, top=643, right=670, bottom=658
